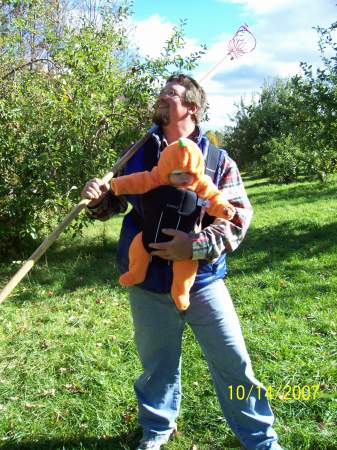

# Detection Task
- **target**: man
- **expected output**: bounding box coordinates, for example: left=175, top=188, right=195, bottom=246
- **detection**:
left=81, top=74, right=283, bottom=450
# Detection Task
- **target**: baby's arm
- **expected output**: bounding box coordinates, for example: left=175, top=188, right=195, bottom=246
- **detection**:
left=206, top=193, right=236, bottom=220
left=195, top=175, right=236, bottom=220
left=111, top=167, right=161, bottom=195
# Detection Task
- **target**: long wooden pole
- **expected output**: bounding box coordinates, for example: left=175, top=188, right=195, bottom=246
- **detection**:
left=0, top=124, right=158, bottom=304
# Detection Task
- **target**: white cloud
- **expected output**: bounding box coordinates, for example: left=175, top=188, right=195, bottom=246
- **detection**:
left=200, top=0, right=336, bottom=128
left=131, top=14, right=200, bottom=58
left=131, top=14, right=174, bottom=58
left=219, top=0, right=294, bottom=15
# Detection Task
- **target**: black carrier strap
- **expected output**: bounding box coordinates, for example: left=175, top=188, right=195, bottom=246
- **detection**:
left=205, top=143, right=221, bottom=181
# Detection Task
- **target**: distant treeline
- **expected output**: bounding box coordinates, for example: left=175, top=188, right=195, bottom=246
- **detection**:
left=207, top=17, right=337, bottom=183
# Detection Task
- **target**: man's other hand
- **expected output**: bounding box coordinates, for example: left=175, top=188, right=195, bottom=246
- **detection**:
left=149, top=229, right=193, bottom=261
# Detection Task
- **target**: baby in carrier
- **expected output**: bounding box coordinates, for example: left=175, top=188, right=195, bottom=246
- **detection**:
left=111, top=138, right=236, bottom=310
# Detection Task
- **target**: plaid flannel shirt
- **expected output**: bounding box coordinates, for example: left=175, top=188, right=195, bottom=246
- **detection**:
left=190, top=154, right=253, bottom=262
left=87, top=153, right=253, bottom=263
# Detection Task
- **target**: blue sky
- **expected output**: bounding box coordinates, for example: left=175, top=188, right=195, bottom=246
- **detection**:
left=130, top=0, right=336, bottom=129
left=132, top=0, right=247, bottom=44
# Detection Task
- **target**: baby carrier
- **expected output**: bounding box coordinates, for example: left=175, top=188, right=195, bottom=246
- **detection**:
left=118, top=138, right=229, bottom=293
left=133, top=143, right=226, bottom=260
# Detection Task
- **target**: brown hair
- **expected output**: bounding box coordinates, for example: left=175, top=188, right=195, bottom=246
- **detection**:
left=166, top=73, right=206, bottom=123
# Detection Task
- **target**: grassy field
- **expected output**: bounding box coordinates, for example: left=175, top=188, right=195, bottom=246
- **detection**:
left=0, top=175, right=336, bottom=450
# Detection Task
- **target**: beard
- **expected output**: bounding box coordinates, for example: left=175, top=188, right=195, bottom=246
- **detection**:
left=152, top=101, right=170, bottom=126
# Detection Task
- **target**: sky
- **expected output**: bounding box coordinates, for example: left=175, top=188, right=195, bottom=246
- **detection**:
left=130, top=0, right=336, bottom=130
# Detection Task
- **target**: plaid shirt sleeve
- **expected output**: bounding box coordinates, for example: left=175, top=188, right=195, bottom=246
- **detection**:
left=86, top=190, right=127, bottom=221
left=190, top=155, right=253, bottom=262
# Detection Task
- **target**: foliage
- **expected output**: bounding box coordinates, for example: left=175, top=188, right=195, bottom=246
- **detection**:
left=206, top=130, right=229, bottom=149
left=0, top=1, right=205, bottom=255
left=205, top=130, right=219, bottom=147
left=222, top=79, right=294, bottom=171
left=291, top=20, right=337, bottom=180
left=261, top=134, right=305, bottom=183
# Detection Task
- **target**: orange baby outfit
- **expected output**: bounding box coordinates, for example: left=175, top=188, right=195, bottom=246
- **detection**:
left=111, top=138, right=236, bottom=310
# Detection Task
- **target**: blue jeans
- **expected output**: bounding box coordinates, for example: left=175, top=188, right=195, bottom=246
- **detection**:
left=129, top=280, right=282, bottom=450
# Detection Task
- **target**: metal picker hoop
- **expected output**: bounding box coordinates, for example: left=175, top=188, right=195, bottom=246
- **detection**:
left=227, top=23, right=256, bottom=60
left=0, top=25, right=256, bottom=305
left=198, top=23, right=256, bottom=83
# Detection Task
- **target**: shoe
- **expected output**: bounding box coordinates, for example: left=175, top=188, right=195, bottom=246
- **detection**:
left=135, top=429, right=176, bottom=449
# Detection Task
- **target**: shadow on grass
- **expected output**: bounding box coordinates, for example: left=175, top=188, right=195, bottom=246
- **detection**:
left=4, top=236, right=122, bottom=306
left=0, top=433, right=247, bottom=450
left=0, top=430, right=140, bottom=450
left=248, top=181, right=336, bottom=206
left=5, top=217, right=337, bottom=307
left=0, top=427, right=336, bottom=450
left=231, top=220, right=337, bottom=276
left=51, top=238, right=120, bottom=289
left=241, top=173, right=262, bottom=181
left=244, top=180, right=274, bottom=190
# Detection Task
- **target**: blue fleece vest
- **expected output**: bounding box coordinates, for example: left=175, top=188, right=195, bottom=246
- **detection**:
left=116, top=128, right=228, bottom=293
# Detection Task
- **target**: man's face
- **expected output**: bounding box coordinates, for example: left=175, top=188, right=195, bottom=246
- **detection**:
left=152, top=82, right=192, bottom=126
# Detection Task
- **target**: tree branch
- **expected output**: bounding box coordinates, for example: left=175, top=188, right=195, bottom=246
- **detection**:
left=2, top=58, right=60, bottom=80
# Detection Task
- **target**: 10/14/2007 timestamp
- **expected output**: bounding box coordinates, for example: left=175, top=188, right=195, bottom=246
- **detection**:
left=227, top=384, right=320, bottom=401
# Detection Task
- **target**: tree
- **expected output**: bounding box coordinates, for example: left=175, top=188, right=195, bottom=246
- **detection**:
left=222, top=79, right=294, bottom=171
left=0, top=1, right=205, bottom=255
left=206, top=130, right=219, bottom=147
left=290, top=19, right=337, bottom=180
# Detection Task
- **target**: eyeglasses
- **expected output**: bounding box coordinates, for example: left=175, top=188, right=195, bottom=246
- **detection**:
left=159, top=88, right=184, bottom=99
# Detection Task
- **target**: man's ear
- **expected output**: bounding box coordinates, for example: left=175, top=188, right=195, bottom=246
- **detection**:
left=187, top=103, right=199, bottom=116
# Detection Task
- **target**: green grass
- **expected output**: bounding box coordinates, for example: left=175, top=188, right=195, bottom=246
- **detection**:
left=0, top=176, right=336, bottom=450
